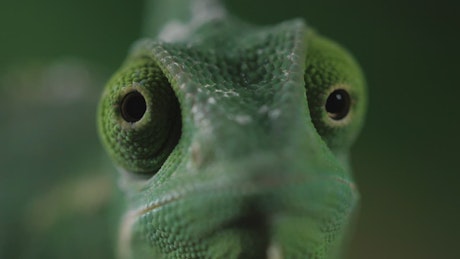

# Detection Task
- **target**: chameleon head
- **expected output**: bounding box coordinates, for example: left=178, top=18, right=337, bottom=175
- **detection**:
left=98, top=18, right=366, bottom=259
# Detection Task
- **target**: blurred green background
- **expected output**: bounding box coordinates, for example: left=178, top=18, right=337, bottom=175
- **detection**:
left=1, top=0, right=459, bottom=258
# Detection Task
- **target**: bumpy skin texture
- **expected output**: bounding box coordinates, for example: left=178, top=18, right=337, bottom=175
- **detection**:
left=98, top=6, right=366, bottom=259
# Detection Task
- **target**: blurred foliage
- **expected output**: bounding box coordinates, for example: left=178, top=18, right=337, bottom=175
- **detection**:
left=1, top=0, right=459, bottom=258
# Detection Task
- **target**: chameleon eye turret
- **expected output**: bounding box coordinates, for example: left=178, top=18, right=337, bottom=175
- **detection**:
left=98, top=56, right=182, bottom=175
left=304, top=36, right=366, bottom=152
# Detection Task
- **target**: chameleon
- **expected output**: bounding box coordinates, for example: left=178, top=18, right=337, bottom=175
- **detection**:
left=96, top=0, right=367, bottom=258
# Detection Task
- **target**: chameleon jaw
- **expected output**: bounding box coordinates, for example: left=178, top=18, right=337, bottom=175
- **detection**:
left=117, top=171, right=357, bottom=258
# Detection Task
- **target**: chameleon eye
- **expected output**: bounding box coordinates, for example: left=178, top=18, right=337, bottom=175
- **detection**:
left=325, top=89, right=350, bottom=120
left=304, top=36, right=366, bottom=152
left=98, top=57, right=182, bottom=175
left=121, top=91, right=147, bottom=123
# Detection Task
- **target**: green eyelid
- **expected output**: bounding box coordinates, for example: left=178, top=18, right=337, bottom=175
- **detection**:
left=98, top=57, right=182, bottom=175
left=304, top=35, right=367, bottom=153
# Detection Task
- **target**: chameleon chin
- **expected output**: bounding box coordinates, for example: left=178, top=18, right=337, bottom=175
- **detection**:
left=97, top=0, right=367, bottom=258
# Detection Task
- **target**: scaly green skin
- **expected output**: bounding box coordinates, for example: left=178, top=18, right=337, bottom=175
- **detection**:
left=98, top=0, right=366, bottom=258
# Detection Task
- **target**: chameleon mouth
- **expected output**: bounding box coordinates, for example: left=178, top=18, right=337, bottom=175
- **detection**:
left=118, top=175, right=357, bottom=257
left=131, top=174, right=356, bottom=218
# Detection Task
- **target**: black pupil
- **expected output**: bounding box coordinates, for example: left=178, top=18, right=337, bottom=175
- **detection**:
left=325, top=89, right=350, bottom=120
left=121, top=91, right=146, bottom=122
